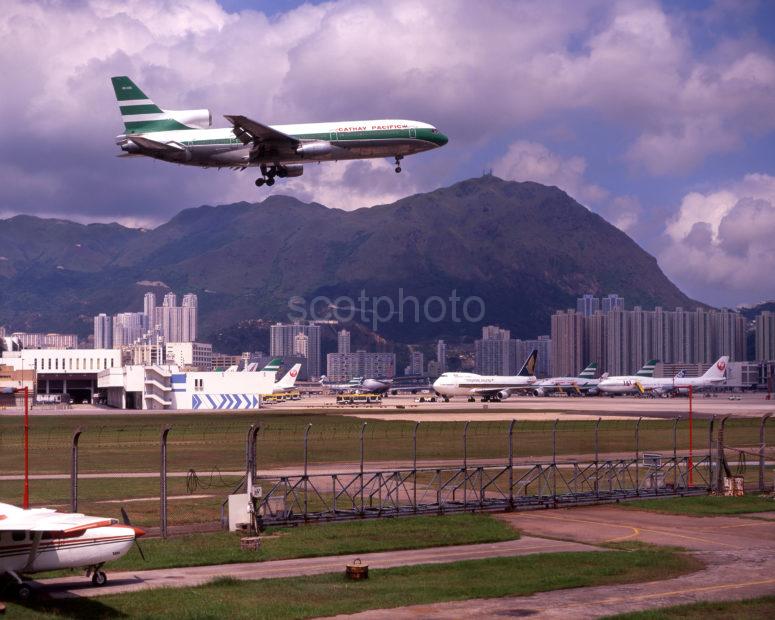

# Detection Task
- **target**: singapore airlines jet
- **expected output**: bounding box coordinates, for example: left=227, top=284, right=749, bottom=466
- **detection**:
left=111, top=76, right=448, bottom=187
left=433, top=350, right=538, bottom=402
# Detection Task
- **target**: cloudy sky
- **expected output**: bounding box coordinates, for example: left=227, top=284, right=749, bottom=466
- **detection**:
left=1, top=0, right=774, bottom=308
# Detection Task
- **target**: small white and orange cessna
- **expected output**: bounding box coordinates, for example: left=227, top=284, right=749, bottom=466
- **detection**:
left=0, top=502, right=144, bottom=599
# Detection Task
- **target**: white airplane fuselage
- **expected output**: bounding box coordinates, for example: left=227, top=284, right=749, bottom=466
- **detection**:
left=533, top=377, right=600, bottom=395
left=597, top=375, right=725, bottom=395
left=0, top=525, right=136, bottom=574
left=433, top=372, right=536, bottom=398
left=118, top=119, right=447, bottom=168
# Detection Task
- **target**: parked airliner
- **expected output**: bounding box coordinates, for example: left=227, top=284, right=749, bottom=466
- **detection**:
left=598, top=357, right=728, bottom=395
left=433, top=350, right=538, bottom=401
left=111, top=76, right=448, bottom=187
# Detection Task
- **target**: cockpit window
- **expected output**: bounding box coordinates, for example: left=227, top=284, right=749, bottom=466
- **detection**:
left=431, top=128, right=438, bottom=133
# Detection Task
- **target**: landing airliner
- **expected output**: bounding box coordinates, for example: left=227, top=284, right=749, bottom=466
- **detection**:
left=111, top=76, right=448, bottom=187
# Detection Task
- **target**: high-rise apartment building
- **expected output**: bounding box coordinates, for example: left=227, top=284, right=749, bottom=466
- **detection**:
left=337, top=329, right=351, bottom=354
left=326, top=351, right=396, bottom=381
left=602, top=294, right=625, bottom=313
left=406, top=350, right=424, bottom=376
left=756, top=311, right=775, bottom=361
left=475, top=325, right=514, bottom=375
left=112, top=312, right=146, bottom=347
left=576, top=294, right=601, bottom=317
left=270, top=323, right=321, bottom=378
left=94, top=314, right=112, bottom=349
left=11, top=332, right=79, bottom=349
left=436, top=339, right=448, bottom=374
left=552, top=305, right=747, bottom=375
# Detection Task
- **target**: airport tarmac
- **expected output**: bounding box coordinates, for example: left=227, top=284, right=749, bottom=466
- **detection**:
left=273, top=392, right=775, bottom=421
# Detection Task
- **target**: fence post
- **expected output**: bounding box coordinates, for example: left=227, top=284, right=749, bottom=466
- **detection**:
left=360, top=422, right=367, bottom=514
left=160, top=426, right=171, bottom=539
left=245, top=424, right=260, bottom=533
left=303, top=423, right=312, bottom=519
left=672, top=417, right=679, bottom=490
left=760, top=414, right=771, bottom=492
left=635, top=418, right=641, bottom=496
left=413, top=421, right=420, bottom=513
left=508, top=419, right=515, bottom=510
left=708, top=416, right=715, bottom=492
left=70, top=428, right=83, bottom=512
left=716, top=416, right=729, bottom=493
left=463, top=421, right=470, bottom=510
left=594, top=418, right=601, bottom=497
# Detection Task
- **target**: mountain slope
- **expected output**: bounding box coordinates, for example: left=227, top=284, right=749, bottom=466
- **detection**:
left=0, top=176, right=698, bottom=343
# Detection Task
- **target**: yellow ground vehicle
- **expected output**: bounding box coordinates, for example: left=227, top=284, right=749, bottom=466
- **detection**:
left=336, top=392, right=382, bottom=404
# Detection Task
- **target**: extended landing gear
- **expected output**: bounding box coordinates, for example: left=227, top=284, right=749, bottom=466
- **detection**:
left=4, top=570, right=34, bottom=602
left=87, top=564, right=108, bottom=587
left=255, top=164, right=277, bottom=187
left=394, top=155, right=403, bottom=173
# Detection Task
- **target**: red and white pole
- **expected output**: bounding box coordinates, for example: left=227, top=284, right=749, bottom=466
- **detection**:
left=23, top=386, right=29, bottom=508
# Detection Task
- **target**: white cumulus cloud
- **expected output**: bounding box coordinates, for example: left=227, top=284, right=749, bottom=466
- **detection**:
left=660, top=173, right=775, bottom=305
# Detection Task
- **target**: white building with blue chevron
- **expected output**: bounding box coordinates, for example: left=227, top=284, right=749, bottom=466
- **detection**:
left=99, top=365, right=275, bottom=410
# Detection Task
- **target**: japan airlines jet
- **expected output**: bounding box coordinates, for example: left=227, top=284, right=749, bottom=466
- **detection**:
left=433, top=350, right=538, bottom=401
left=111, top=76, right=448, bottom=187
left=0, top=502, right=144, bottom=600
left=533, top=362, right=602, bottom=396
left=599, top=356, right=728, bottom=396
left=596, top=359, right=660, bottom=395
left=272, top=363, right=303, bottom=394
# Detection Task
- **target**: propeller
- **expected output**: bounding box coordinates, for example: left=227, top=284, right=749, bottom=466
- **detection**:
left=120, top=507, right=147, bottom=561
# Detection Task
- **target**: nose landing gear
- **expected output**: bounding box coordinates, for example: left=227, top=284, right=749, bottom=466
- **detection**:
left=394, top=155, right=403, bottom=173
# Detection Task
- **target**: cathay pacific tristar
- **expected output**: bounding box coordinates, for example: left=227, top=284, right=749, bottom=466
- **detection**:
left=433, top=350, right=538, bottom=402
left=111, top=76, right=448, bottom=187
left=532, top=362, right=602, bottom=396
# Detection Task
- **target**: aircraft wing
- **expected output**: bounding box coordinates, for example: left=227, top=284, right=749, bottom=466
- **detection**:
left=127, top=136, right=186, bottom=153
left=0, top=505, right=116, bottom=534
left=224, top=115, right=300, bottom=146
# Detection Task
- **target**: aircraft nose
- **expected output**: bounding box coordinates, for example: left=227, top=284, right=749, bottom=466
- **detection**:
left=436, top=132, right=449, bottom=146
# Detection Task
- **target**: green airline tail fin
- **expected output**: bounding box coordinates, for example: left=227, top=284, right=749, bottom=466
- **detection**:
left=635, top=359, right=659, bottom=377
left=578, top=362, right=597, bottom=379
left=110, top=75, right=193, bottom=134
left=262, top=358, right=283, bottom=372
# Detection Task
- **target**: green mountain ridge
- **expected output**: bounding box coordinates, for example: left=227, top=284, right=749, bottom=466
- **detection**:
left=0, top=176, right=699, bottom=348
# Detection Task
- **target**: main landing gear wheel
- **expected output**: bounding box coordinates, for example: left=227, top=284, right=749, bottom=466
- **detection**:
left=16, top=583, right=33, bottom=601
left=92, top=570, right=108, bottom=586
left=266, top=177, right=275, bottom=186
left=255, top=178, right=265, bottom=187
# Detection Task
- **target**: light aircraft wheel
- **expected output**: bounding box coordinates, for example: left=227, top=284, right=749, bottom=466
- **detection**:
left=255, top=178, right=265, bottom=187
left=395, top=166, right=401, bottom=173
left=266, top=178, right=275, bottom=186
left=16, top=583, right=33, bottom=601
left=92, top=570, right=108, bottom=587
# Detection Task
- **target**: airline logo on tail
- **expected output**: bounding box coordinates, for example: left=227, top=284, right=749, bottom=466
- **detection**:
left=578, top=362, right=597, bottom=379
left=518, top=349, right=538, bottom=377
left=717, top=359, right=727, bottom=372
left=635, top=359, right=659, bottom=377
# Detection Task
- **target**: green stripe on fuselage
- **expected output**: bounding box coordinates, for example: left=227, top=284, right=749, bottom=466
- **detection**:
left=124, top=119, right=194, bottom=133
left=120, top=104, right=164, bottom=115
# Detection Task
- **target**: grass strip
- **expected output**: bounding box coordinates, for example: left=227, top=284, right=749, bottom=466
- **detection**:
left=621, top=494, right=775, bottom=516
left=605, top=594, right=775, bottom=619
left=11, top=547, right=701, bottom=619
left=47, top=513, right=520, bottom=574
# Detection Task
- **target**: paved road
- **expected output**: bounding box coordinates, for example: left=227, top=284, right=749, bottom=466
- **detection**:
left=38, top=537, right=600, bottom=599
left=332, top=505, right=775, bottom=619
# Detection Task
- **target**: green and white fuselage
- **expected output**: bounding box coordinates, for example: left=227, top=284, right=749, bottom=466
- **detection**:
left=112, top=76, right=448, bottom=185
